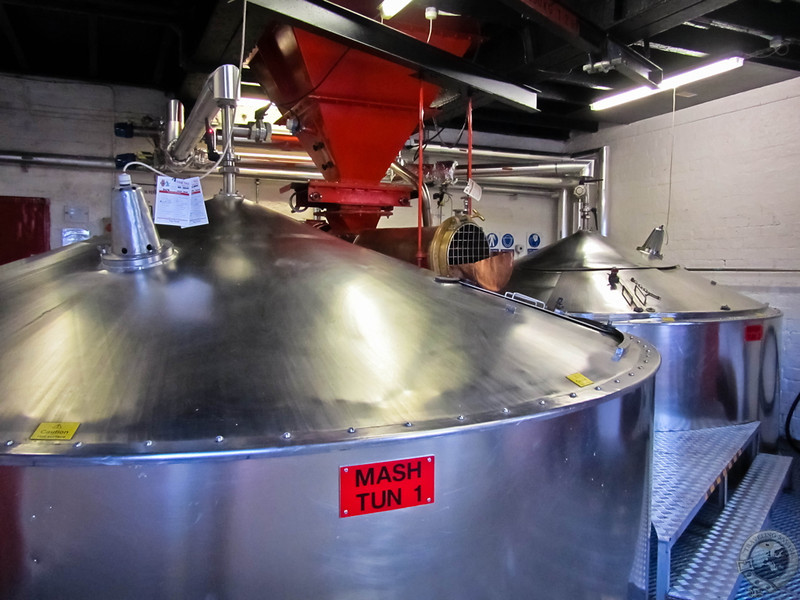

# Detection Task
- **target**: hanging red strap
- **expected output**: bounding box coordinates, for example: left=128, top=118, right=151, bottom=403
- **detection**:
left=467, top=96, right=473, bottom=216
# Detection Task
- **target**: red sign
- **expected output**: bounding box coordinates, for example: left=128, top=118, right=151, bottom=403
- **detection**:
left=339, top=456, right=435, bottom=518
left=745, top=324, right=764, bottom=342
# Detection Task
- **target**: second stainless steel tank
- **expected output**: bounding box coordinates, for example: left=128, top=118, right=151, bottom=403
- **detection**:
left=505, top=230, right=780, bottom=443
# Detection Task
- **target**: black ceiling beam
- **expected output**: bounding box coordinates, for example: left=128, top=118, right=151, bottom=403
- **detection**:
left=0, top=0, right=182, bottom=23
left=0, top=3, right=29, bottom=70
left=495, top=0, right=662, bottom=87
left=610, top=0, right=740, bottom=42
left=245, top=0, right=540, bottom=113
left=178, top=0, right=273, bottom=102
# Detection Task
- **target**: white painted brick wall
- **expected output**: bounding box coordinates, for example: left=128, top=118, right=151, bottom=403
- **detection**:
left=0, top=73, right=170, bottom=249
left=568, top=76, right=800, bottom=440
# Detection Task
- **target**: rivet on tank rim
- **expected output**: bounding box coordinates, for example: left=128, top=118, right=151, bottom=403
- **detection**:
left=347, top=427, right=356, bottom=434
left=4, top=440, right=13, bottom=447
left=215, top=435, right=225, bottom=443
left=404, top=422, right=414, bottom=427
left=282, top=432, right=292, bottom=439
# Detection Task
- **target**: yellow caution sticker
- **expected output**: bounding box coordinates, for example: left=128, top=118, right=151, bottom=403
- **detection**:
left=566, top=372, right=594, bottom=388
left=31, top=422, right=81, bottom=441
left=662, top=317, right=676, bottom=322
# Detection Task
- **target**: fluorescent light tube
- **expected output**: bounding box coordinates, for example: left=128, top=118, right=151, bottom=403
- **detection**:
left=590, top=56, right=744, bottom=111
left=379, top=0, right=413, bottom=19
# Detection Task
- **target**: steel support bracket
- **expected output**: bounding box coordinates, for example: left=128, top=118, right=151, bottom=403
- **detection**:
left=246, top=0, right=539, bottom=113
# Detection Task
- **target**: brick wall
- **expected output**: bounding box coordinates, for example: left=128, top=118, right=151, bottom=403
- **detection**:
left=0, top=73, right=169, bottom=249
left=567, top=76, right=800, bottom=439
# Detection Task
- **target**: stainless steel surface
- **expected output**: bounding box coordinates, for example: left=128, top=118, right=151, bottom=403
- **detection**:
left=109, top=179, right=163, bottom=258
left=637, top=225, right=666, bottom=259
left=668, top=453, right=792, bottom=600
left=0, top=150, right=115, bottom=170
left=651, top=423, right=759, bottom=544
left=651, top=423, right=760, bottom=600
left=505, top=230, right=782, bottom=439
left=0, top=197, right=657, bottom=599
left=101, top=177, right=176, bottom=272
left=468, top=175, right=581, bottom=188
left=219, top=105, right=238, bottom=198
left=169, top=64, right=240, bottom=164
left=456, top=163, right=589, bottom=178
left=164, top=99, right=184, bottom=147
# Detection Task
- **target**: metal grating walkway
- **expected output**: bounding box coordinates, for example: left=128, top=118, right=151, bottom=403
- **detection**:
left=652, top=423, right=760, bottom=546
left=648, top=423, right=794, bottom=600
left=668, top=452, right=793, bottom=600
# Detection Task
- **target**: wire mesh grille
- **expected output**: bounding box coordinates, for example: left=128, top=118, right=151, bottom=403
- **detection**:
left=447, top=223, right=490, bottom=265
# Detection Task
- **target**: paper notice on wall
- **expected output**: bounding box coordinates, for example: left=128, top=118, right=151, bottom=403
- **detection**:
left=463, top=178, right=482, bottom=202
left=154, top=176, right=207, bottom=228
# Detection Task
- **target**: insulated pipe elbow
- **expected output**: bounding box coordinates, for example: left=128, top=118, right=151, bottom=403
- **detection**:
left=169, top=65, right=241, bottom=164
left=391, top=162, right=431, bottom=227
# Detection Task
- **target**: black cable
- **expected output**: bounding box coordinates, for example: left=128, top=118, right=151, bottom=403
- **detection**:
left=785, top=390, right=800, bottom=454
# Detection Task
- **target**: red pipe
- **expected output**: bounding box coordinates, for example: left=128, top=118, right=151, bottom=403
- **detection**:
left=467, top=96, right=473, bottom=216
left=416, top=82, right=426, bottom=267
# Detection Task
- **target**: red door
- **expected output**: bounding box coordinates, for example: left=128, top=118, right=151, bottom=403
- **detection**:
left=0, top=196, right=50, bottom=265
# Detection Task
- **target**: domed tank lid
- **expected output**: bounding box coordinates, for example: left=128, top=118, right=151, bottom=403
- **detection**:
left=506, top=230, right=773, bottom=318
left=519, top=230, right=676, bottom=271
left=0, top=199, right=656, bottom=460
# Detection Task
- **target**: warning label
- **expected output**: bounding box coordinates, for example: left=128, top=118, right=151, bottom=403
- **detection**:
left=31, top=422, right=81, bottom=441
left=339, top=456, right=435, bottom=518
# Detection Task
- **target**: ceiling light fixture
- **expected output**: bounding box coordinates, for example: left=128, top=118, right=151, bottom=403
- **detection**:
left=378, top=0, right=413, bottom=19
left=590, top=56, right=744, bottom=111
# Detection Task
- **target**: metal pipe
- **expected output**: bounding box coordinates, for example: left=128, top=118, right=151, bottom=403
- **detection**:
left=220, top=105, right=237, bottom=197
left=598, top=146, right=609, bottom=235
left=169, top=64, right=239, bottom=164
left=390, top=162, right=431, bottom=227
left=558, top=187, right=571, bottom=239
left=416, top=84, right=425, bottom=267
left=232, top=167, right=324, bottom=181
left=456, top=164, right=588, bottom=178
left=0, top=151, right=115, bottom=170
left=417, top=143, right=586, bottom=164
left=470, top=176, right=581, bottom=187
left=235, top=149, right=314, bottom=163
left=164, top=99, right=184, bottom=148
